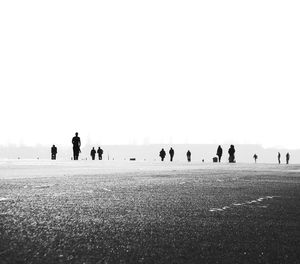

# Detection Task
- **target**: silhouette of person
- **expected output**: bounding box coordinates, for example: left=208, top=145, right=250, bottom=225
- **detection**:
left=228, top=145, right=235, bottom=163
left=159, top=148, right=166, bottom=161
left=286, top=152, right=290, bottom=164
left=90, top=147, right=96, bottom=160
left=169, top=147, right=174, bottom=162
left=216, top=145, right=223, bottom=162
left=186, top=150, right=191, bottom=162
left=253, top=154, right=258, bottom=163
left=72, top=132, right=81, bottom=160
left=51, top=145, right=57, bottom=160
left=97, top=147, right=103, bottom=160
left=278, top=152, right=281, bottom=164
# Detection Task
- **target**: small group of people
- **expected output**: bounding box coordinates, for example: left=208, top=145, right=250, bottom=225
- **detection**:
left=90, top=147, right=104, bottom=160
left=159, top=147, right=178, bottom=162
left=215, top=145, right=235, bottom=163
left=252, top=152, right=290, bottom=164
left=278, top=152, right=290, bottom=164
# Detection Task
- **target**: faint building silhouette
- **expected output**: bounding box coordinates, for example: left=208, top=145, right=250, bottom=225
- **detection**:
left=216, top=145, right=223, bottom=162
left=51, top=145, right=57, bottom=160
left=72, top=132, right=81, bottom=160
left=97, top=147, right=103, bottom=160
left=169, top=147, right=174, bottom=162
left=90, top=147, right=96, bottom=160
left=159, top=148, right=166, bottom=161
left=278, top=152, right=281, bottom=164
left=286, top=152, right=290, bottom=164
left=186, top=150, right=191, bottom=162
left=228, top=145, right=236, bottom=163
left=253, top=154, right=258, bottom=163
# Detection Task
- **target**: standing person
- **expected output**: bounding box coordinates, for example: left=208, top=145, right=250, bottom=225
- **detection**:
left=228, top=145, right=236, bottom=163
left=216, top=145, right=223, bottom=162
left=159, top=148, right=166, bottom=161
left=72, top=132, right=81, bottom=160
left=169, top=147, right=174, bottom=162
left=51, top=145, right=57, bottom=160
left=97, top=147, right=103, bottom=160
left=90, top=147, right=96, bottom=160
left=286, top=152, right=290, bottom=164
left=278, top=152, right=281, bottom=164
left=186, top=150, right=191, bottom=162
left=253, top=154, right=258, bottom=163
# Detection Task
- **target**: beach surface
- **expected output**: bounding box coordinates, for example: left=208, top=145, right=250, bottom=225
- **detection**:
left=0, top=160, right=299, bottom=263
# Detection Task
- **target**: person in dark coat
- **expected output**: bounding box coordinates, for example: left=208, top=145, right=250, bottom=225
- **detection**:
left=90, top=147, right=96, bottom=160
left=169, top=147, right=174, bottom=162
left=216, top=145, right=223, bottom=162
left=159, top=148, right=166, bottom=161
left=72, top=132, right=81, bottom=160
left=286, top=152, right=290, bottom=164
left=253, top=154, right=258, bottom=163
left=51, top=145, right=57, bottom=160
left=97, top=147, right=103, bottom=160
left=228, top=145, right=235, bottom=163
left=278, top=152, right=281, bottom=164
left=186, top=150, right=191, bottom=162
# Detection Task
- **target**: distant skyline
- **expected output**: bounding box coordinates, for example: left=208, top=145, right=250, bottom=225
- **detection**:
left=1, top=1, right=299, bottom=148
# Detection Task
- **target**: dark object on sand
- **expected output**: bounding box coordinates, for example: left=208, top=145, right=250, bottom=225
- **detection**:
left=213, top=157, right=218, bottom=163
left=130, top=158, right=136, bottom=161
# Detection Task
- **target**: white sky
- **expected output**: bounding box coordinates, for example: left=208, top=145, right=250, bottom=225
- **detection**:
left=1, top=1, right=299, bottom=148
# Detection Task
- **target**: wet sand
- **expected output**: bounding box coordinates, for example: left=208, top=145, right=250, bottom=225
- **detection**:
left=0, top=161, right=299, bottom=263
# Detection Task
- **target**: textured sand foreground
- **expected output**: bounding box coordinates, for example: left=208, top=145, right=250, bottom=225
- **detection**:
left=0, top=161, right=300, bottom=263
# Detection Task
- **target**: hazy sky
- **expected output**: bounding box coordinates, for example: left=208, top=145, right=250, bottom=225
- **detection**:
left=1, top=1, right=299, bottom=148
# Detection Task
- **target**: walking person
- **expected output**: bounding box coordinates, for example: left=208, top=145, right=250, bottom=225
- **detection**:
left=169, top=147, right=174, bottom=162
left=286, top=152, right=290, bottom=164
left=159, top=148, right=166, bottom=161
left=90, top=147, right=96, bottom=160
left=186, top=150, right=191, bottom=162
left=51, top=145, right=57, bottom=160
left=97, top=147, right=103, bottom=160
left=253, top=154, right=258, bottom=163
left=72, top=132, right=81, bottom=160
left=216, top=145, right=223, bottom=162
left=278, top=152, right=281, bottom=164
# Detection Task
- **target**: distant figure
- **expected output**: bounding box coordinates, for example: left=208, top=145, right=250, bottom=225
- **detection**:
left=90, top=147, right=96, bottom=160
left=286, top=152, right=290, bottom=164
left=253, top=154, right=258, bottom=163
left=216, top=145, right=223, bottom=162
left=51, top=145, right=57, bottom=160
left=159, top=148, right=166, bottom=161
left=72, top=132, right=81, bottom=160
left=186, top=150, right=191, bottom=162
left=169, top=147, right=174, bottom=162
left=278, top=152, right=281, bottom=164
left=97, top=147, right=103, bottom=160
left=228, top=145, right=236, bottom=163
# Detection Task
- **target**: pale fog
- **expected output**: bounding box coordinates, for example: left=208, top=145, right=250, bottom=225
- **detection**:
left=0, top=1, right=300, bottom=151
